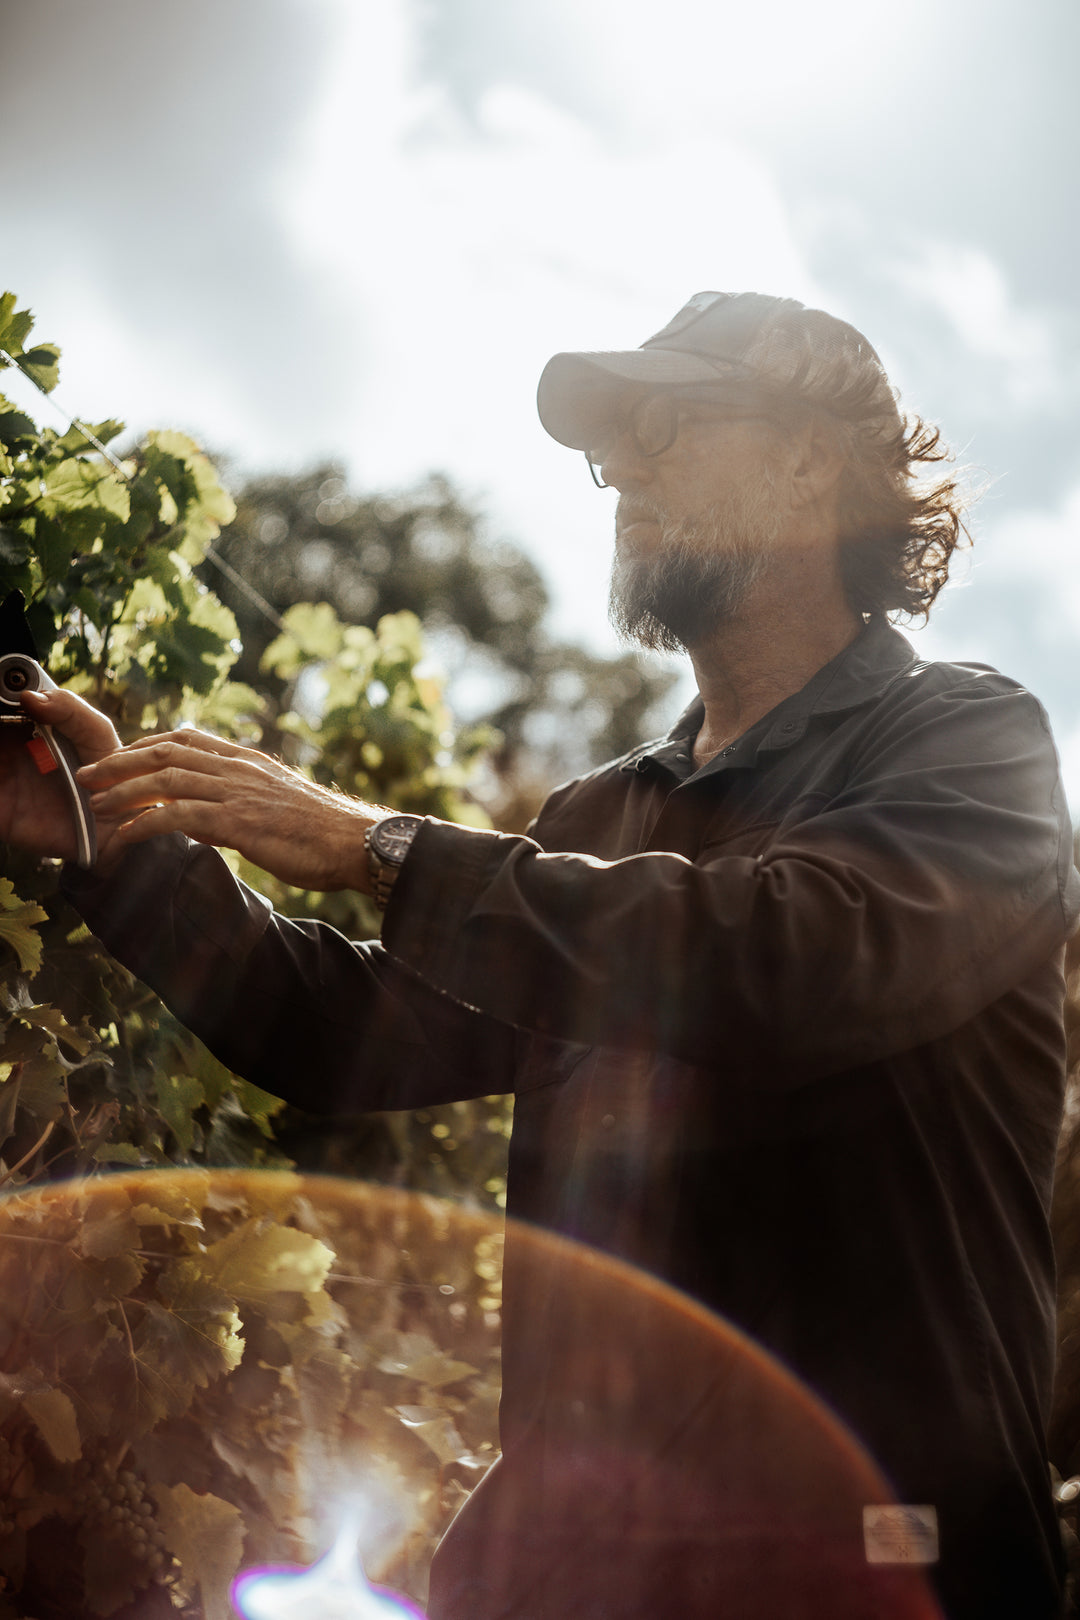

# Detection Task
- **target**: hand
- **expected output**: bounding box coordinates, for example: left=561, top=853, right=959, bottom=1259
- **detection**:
left=0, top=689, right=125, bottom=867
left=76, top=728, right=382, bottom=893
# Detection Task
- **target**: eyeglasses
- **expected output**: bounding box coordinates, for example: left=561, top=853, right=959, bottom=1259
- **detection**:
left=586, top=391, right=773, bottom=488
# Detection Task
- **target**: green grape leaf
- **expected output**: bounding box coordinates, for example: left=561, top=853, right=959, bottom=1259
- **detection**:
left=73, top=1204, right=142, bottom=1261
left=22, top=1385, right=81, bottom=1462
left=24, top=597, right=57, bottom=657
left=0, top=408, right=38, bottom=446
left=39, top=457, right=130, bottom=520
left=376, top=609, right=425, bottom=664
left=141, top=438, right=197, bottom=518
left=0, top=880, right=48, bottom=976
left=32, top=509, right=111, bottom=576
left=54, top=418, right=125, bottom=455
left=102, top=1266, right=244, bottom=1435
left=172, top=677, right=264, bottom=741
left=1, top=982, right=92, bottom=1055
left=154, top=1070, right=205, bottom=1154
left=230, top=1077, right=287, bottom=1140
left=0, top=297, right=34, bottom=355
left=177, top=1042, right=232, bottom=1112
left=15, top=344, right=60, bottom=394
left=146, top=428, right=202, bottom=463
left=6, top=1051, right=68, bottom=1122
left=198, top=1218, right=334, bottom=1308
left=262, top=600, right=346, bottom=674
left=145, top=615, right=235, bottom=694
left=132, top=1293, right=243, bottom=1417
left=130, top=1195, right=205, bottom=1233
left=97, top=1250, right=146, bottom=1298
left=187, top=447, right=236, bottom=526
left=92, top=1141, right=144, bottom=1165
left=152, top=1482, right=245, bottom=1620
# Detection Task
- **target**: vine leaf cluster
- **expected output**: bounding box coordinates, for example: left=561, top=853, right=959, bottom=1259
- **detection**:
left=0, top=1171, right=503, bottom=1618
left=0, top=292, right=511, bottom=1613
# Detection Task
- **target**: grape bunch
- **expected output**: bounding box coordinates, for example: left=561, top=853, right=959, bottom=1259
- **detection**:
left=69, top=1454, right=171, bottom=1580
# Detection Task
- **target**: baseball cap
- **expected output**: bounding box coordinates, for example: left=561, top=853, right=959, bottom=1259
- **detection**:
left=536, top=290, right=900, bottom=452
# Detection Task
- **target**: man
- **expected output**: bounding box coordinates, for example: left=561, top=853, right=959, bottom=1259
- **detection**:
left=4, top=291, right=1077, bottom=1619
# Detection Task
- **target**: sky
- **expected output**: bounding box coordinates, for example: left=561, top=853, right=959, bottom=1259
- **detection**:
left=2, top=0, right=1078, bottom=796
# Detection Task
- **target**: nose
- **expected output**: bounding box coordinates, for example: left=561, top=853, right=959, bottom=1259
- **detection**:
left=597, top=428, right=651, bottom=493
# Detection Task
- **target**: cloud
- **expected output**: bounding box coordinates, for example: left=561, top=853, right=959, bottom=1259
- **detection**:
left=274, top=1, right=824, bottom=642
left=417, top=0, right=939, bottom=142
left=0, top=0, right=350, bottom=465
left=889, top=245, right=1059, bottom=408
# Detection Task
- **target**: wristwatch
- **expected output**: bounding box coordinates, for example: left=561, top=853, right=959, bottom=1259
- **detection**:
left=364, top=813, right=424, bottom=911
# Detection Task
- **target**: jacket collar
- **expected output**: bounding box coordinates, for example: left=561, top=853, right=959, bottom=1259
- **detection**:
left=622, top=617, right=923, bottom=777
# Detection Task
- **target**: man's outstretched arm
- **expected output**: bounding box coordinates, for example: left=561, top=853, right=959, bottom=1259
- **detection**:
left=2, top=688, right=522, bottom=1115
left=43, top=668, right=1080, bottom=1092
left=62, top=832, right=526, bottom=1115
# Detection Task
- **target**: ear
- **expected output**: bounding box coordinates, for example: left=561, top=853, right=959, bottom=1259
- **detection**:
left=787, top=415, right=846, bottom=513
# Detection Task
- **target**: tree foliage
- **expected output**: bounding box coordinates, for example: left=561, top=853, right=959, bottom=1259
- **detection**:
left=202, top=462, right=678, bottom=828
left=0, top=295, right=510, bottom=1613
left=0, top=292, right=509, bottom=1194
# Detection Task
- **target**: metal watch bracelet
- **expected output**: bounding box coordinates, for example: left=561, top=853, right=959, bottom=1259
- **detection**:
left=364, top=813, right=424, bottom=911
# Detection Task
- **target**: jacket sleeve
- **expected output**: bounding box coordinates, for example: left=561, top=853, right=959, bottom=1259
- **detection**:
left=61, top=833, right=523, bottom=1115
left=382, top=674, right=1080, bottom=1084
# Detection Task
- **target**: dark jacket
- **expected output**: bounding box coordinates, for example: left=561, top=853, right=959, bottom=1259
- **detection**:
left=65, top=617, right=1080, bottom=1620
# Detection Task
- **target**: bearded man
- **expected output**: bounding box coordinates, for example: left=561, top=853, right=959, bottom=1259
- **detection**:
left=4, top=292, right=1077, bottom=1620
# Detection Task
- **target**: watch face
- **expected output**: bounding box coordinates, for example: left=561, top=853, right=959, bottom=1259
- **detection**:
left=371, top=814, right=422, bottom=865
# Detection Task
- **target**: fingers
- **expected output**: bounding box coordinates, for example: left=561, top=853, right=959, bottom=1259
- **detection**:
left=123, top=728, right=269, bottom=762
left=21, top=688, right=122, bottom=763
left=86, top=763, right=230, bottom=820
left=78, top=735, right=297, bottom=858
left=109, top=800, right=227, bottom=847
left=78, top=737, right=268, bottom=792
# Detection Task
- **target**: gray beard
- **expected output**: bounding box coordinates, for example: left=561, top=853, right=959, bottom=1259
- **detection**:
left=608, top=482, right=783, bottom=654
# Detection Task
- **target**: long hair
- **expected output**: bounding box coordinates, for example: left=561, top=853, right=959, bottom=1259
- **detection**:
left=743, top=303, right=973, bottom=621
left=831, top=390, right=972, bottom=622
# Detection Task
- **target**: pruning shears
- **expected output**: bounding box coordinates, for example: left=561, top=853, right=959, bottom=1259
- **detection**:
left=0, top=591, right=96, bottom=867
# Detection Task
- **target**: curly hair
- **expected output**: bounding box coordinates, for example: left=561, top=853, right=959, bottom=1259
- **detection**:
left=744, top=306, right=973, bottom=622
left=830, top=391, right=972, bottom=622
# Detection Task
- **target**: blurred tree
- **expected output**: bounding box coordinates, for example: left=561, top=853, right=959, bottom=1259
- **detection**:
left=200, top=463, right=679, bottom=827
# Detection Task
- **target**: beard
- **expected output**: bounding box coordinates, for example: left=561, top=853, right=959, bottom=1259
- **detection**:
left=608, top=471, right=785, bottom=654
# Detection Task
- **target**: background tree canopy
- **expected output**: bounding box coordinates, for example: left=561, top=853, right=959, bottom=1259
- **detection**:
left=202, top=463, right=677, bottom=829
left=0, top=296, right=520, bottom=1616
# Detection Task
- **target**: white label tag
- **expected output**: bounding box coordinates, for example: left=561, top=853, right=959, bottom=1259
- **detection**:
left=863, top=1505, right=939, bottom=1565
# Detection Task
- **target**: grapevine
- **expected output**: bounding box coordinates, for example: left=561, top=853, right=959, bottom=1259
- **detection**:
left=68, top=1452, right=172, bottom=1585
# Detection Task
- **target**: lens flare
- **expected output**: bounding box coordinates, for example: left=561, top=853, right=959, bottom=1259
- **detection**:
left=0, top=1170, right=942, bottom=1619
left=232, top=1514, right=426, bottom=1619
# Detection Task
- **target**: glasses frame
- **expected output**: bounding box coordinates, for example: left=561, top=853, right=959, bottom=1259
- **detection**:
left=585, top=388, right=776, bottom=489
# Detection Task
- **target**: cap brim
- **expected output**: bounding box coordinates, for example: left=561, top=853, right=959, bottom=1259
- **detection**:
left=536, top=350, right=757, bottom=451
